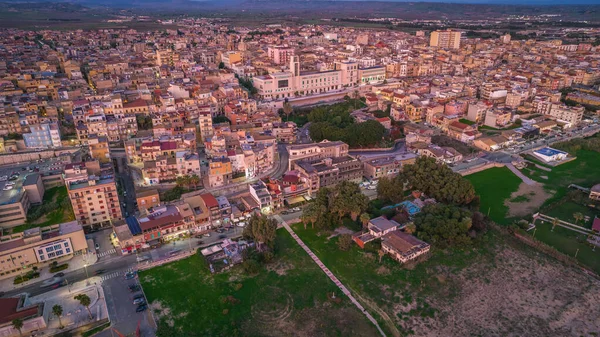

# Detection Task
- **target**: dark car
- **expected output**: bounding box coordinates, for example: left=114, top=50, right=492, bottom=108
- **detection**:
left=94, top=269, right=106, bottom=275
left=218, top=234, right=227, bottom=239
left=128, top=284, right=141, bottom=292
left=133, top=293, right=145, bottom=300
left=125, top=271, right=137, bottom=280
left=133, top=297, right=146, bottom=305
left=54, top=272, right=65, bottom=278
left=136, top=304, right=148, bottom=313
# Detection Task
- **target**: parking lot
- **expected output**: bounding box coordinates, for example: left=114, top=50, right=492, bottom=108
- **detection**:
left=98, top=274, right=155, bottom=337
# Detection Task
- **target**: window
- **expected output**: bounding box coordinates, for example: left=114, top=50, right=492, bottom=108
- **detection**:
left=54, top=244, right=62, bottom=250
left=46, top=247, right=54, bottom=252
left=47, top=252, right=56, bottom=258
left=66, top=248, right=71, bottom=253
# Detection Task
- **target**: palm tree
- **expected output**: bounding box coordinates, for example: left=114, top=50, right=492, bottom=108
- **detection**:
left=573, top=212, right=584, bottom=225
left=352, top=90, right=360, bottom=109
left=12, top=318, right=23, bottom=336
left=175, top=176, right=188, bottom=189
left=282, top=101, right=293, bottom=122
left=359, top=213, right=370, bottom=230
left=378, top=249, right=385, bottom=263
left=551, top=218, right=560, bottom=232
left=404, top=223, right=417, bottom=234
left=74, top=294, right=93, bottom=320
left=52, top=304, right=63, bottom=328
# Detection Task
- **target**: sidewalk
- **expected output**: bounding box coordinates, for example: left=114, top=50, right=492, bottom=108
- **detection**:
left=27, top=276, right=109, bottom=337
left=0, top=253, right=98, bottom=293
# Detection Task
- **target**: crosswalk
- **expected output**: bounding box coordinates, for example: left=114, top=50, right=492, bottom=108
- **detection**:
left=97, top=248, right=116, bottom=258
left=100, top=267, right=135, bottom=282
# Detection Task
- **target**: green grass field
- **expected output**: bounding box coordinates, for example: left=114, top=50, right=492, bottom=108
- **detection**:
left=465, top=167, right=522, bottom=225
left=291, top=223, right=498, bottom=336
left=139, top=230, right=378, bottom=336
left=531, top=221, right=600, bottom=274
left=544, top=201, right=600, bottom=229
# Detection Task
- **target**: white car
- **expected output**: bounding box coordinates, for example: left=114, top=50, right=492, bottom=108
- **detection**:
left=237, top=222, right=246, bottom=227
left=293, top=207, right=301, bottom=212
left=0, top=176, right=7, bottom=181
left=2, top=185, right=13, bottom=191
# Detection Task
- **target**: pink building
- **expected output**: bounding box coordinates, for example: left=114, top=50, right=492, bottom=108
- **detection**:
left=268, top=46, right=295, bottom=65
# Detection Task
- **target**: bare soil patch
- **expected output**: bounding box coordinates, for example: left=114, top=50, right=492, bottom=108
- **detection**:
left=505, top=182, right=553, bottom=217
left=398, top=241, right=600, bottom=337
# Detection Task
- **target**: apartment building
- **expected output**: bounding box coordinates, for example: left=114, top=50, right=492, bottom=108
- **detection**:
left=198, top=111, right=213, bottom=142
left=429, top=30, right=462, bottom=49
left=23, top=122, right=61, bottom=149
left=547, top=104, right=584, bottom=126
left=0, top=221, right=87, bottom=279
left=249, top=181, right=274, bottom=213
left=294, top=156, right=363, bottom=195
left=362, top=154, right=417, bottom=180
left=208, top=157, right=233, bottom=188
left=484, top=109, right=512, bottom=128
left=136, top=189, right=160, bottom=212
left=64, top=161, right=122, bottom=227
left=287, top=140, right=349, bottom=168
left=88, top=135, right=111, bottom=163
left=466, top=101, right=490, bottom=123
left=268, top=46, right=295, bottom=65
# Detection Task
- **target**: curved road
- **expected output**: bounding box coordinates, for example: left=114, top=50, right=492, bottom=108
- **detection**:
left=349, top=141, right=406, bottom=158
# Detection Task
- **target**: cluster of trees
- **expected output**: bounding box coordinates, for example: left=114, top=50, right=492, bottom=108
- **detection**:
left=175, top=175, right=201, bottom=191
left=308, top=101, right=386, bottom=147
left=377, top=157, right=478, bottom=208
left=236, top=75, right=258, bottom=96
left=414, top=204, right=486, bottom=248
left=136, top=115, right=153, bottom=130
left=301, top=181, right=370, bottom=230
left=242, top=214, right=278, bottom=273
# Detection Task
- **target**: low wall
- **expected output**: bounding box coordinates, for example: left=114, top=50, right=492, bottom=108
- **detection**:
left=137, top=249, right=196, bottom=272
left=459, top=162, right=504, bottom=176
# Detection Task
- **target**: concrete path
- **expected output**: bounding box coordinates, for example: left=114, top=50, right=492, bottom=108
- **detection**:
left=506, top=163, right=536, bottom=186
left=280, top=222, right=386, bottom=337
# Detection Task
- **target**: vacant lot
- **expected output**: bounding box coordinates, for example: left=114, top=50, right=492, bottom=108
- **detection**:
left=465, top=166, right=522, bottom=224
left=139, top=230, right=378, bottom=337
left=292, top=223, right=600, bottom=337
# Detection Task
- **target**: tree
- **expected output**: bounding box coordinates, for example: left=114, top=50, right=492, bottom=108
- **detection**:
left=378, top=249, right=385, bottom=263
left=404, top=223, right=416, bottom=234
left=52, top=304, right=64, bottom=328
left=402, top=157, right=477, bottom=206
left=11, top=318, right=23, bottom=336
left=189, top=175, right=201, bottom=190
left=376, top=175, right=405, bottom=203
left=243, top=214, right=278, bottom=250
left=573, top=212, right=584, bottom=225
left=301, top=202, right=324, bottom=229
left=337, top=234, right=353, bottom=251
left=176, top=176, right=189, bottom=189
left=471, top=211, right=487, bottom=232
left=551, top=217, right=560, bottom=232
left=359, top=213, right=371, bottom=230
left=74, top=294, right=93, bottom=320
left=218, top=62, right=225, bottom=69
left=414, top=204, right=473, bottom=248
left=282, top=101, right=293, bottom=122
left=330, top=181, right=368, bottom=221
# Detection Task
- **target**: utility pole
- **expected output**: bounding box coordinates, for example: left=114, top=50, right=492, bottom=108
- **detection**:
left=575, top=248, right=580, bottom=259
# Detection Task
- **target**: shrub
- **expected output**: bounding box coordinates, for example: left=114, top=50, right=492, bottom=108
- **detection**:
left=337, top=234, right=353, bottom=251
left=50, top=263, right=69, bottom=273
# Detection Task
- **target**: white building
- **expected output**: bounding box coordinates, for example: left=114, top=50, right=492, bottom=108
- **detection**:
left=533, top=147, right=567, bottom=162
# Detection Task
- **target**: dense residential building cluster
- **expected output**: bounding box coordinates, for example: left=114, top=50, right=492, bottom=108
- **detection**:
left=0, top=18, right=596, bottom=292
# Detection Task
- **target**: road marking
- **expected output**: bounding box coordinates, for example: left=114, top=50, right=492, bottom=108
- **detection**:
left=100, top=267, right=135, bottom=281
left=97, top=248, right=116, bottom=258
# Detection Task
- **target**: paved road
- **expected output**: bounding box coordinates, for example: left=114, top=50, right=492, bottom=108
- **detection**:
left=505, top=163, right=536, bottom=185
left=349, top=141, right=406, bottom=158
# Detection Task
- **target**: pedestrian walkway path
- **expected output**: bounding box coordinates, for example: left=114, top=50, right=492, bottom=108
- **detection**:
left=281, top=222, right=386, bottom=337
left=97, top=248, right=116, bottom=258
left=506, top=163, right=537, bottom=186
left=100, top=267, right=136, bottom=282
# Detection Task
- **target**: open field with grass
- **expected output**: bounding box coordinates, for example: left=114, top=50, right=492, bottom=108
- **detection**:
left=139, top=230, right=378, bottom=337
left=544, top=200, right=600, bottom=229
left=465, top=166, right=522, bottom=224
left=530, top=221, right=600, bottom=274
left=292, top=223, right=600, bottom=337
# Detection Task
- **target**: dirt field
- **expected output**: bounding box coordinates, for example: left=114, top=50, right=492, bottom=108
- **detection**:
left=396, top=236, right=600, bottom=337
left=505, top=182, right=553, bottom=218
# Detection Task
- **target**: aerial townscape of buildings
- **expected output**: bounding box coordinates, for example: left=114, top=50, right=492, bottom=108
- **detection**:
left=0, top=12, right=599, bottom=337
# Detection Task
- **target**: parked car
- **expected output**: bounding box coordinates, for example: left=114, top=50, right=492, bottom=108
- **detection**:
left=203, top=233, right=211, bottom=237
left=54, top=272, right=65, bottom=278
left=293, top=207, right=301, bottom=212
left=94, top=269, right=106, bottom=275
left=136, top=304, right=148, bottom=313
left=136, top=256, right=150, bottom=263
left=237, top=222, right=245, bottom=227
left=133, top=297, right=146, bottom=305
left=128, top=284, right=141, bottom=292
left=125, top=271, right=137, bottom=280
left=168, top=249, right=181, bottom=256
left=218, top=234, right=227, bottom=239
left=95, top=243, right=100, bottom=250
left=133, top=294, right=145, bottom=300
